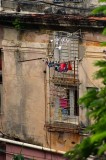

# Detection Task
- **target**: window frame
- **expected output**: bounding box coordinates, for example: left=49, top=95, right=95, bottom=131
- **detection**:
left=53, top=86, right=79, bottom=122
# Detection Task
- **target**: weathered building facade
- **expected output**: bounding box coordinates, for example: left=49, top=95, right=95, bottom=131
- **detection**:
left=0, top=0, right=106, bottom=159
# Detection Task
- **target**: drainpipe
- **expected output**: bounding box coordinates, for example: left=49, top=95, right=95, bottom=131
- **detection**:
left=0, top=137, right=65, bottom=154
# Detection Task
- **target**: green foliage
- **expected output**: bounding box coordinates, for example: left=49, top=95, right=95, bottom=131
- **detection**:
left=99, top=0, right=106, bottom=2
left=65, top=1, right=106, bottom=159
left=92, top=5, right=106, bottom=15
left=92, top=0, right=106, bottom=38
left=92, top=0, right=106, bottom=39
left=100, top=41, right=106, bottom=46
left=13, top=154, right=24, bottom=160
left=102, top=28, right=106, bottom=35
left=64, top=61, right=106, bottom=159
left=13, top=18, right=22, bottom=30
left=92, top=0, right=106, bottom=15
left=13, top=154, right=34, bottom=160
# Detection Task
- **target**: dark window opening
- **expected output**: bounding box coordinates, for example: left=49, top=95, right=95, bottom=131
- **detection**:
left=74, top=88, right=79, bottom=116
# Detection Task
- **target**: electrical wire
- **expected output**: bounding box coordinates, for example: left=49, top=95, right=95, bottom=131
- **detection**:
left=80, top=62, right=99, bottom=88
left=0, top=5, right=103, bottom=27
left=1, top=15, right=103, bottom=34
left=18, top=57, right=46, bottom=62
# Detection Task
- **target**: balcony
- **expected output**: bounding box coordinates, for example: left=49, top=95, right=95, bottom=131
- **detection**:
left=51, top=76, right=80, bottom=86
left=45, top=121, right=79, bottom=133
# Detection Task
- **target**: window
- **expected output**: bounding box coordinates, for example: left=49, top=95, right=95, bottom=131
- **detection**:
left=54, top=86, right=79, bottom=122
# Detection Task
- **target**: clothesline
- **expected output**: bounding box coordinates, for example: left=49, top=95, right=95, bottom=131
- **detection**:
left=46, top=61, right=73, bottom=72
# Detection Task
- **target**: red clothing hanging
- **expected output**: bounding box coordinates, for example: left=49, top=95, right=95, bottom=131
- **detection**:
left=68, top=61, right=72, bottom=70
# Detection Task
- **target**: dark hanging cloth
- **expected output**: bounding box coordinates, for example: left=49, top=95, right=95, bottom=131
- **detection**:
left=47, top=61, right=54, bottom=68
left=68, top=61, right=72, bottom=70
left=54, top=62, right=60, bottom=72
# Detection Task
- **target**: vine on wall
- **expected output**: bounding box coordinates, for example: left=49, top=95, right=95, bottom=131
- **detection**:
left=13, top=19, right=22, bottom=30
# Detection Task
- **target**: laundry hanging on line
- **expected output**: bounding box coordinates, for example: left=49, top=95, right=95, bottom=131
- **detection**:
left=59, top=98, right=68, bottom=108
left=46, top=61, right=72, bottom=72
left=61, top=108, right=69, bottom=115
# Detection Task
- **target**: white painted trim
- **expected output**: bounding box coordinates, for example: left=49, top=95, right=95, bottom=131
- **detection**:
left=0, top=137, right=65, bottom=154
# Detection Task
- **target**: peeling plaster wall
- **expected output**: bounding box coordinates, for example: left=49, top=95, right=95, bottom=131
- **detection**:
left=50, top=132, right=80, bottom=151
left=1, top=28, right=81, bottom=152
left=89, top=0, right=106, bottom=6
left=2, top=28, right=49, bottom=146
left=79, top=32, right=106, bottom=125
left=1, top=28, right=106, bottom=152
left=1, top=0, right=102, bottom=13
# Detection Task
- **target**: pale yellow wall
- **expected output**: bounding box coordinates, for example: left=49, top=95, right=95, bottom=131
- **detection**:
left=1, top=28, right=81, bottom=151
left=1, top=28, right=106, bottom=152
left=2, top=28, right=49, bottom=145
left=79, top=32, right=106, bottom=125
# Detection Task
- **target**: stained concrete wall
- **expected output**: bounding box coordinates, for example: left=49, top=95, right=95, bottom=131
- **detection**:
left=1, top=28, right=81, bottom=152
left=1, top=28, right=106, bottom=152
left=2, top=29, right=49, bottom=146
left=89, top=0, right=106, bottom=6
left=1, top=0, right=101, bottom=13
left=79, top=32, right=106, bottom=125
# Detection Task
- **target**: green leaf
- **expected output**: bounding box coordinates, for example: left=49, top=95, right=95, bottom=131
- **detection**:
left=99, top=0, right=106, bottom=2
left=100, top=41, right=106, bottom=46
left=65, top=2, right=106, bottom=160
left=92, top=5, right=106, bottom=14
left=91, top=132, right=106, bottom=144
left=98, top=144, right=106, bottom=155
left=13, top=154, right=24, bottom=160
left=103, top=28, right=106, bottom=35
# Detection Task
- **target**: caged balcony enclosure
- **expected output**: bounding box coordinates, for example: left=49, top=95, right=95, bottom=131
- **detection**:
left=45, top=31, right=80, bottom=132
